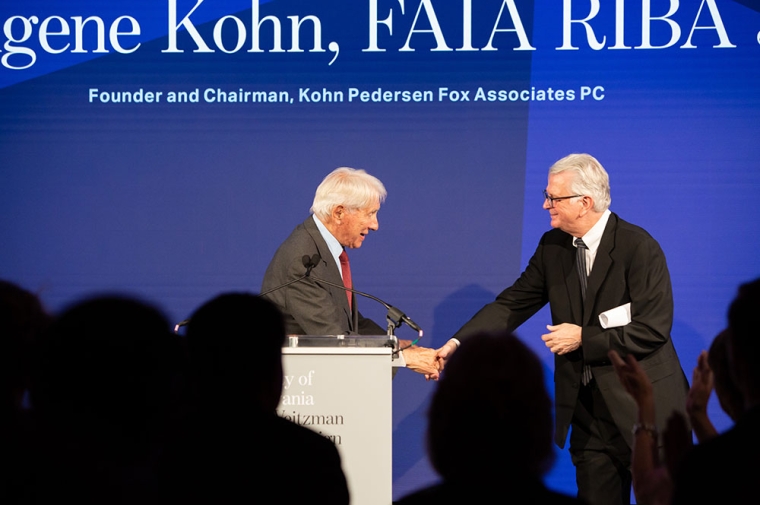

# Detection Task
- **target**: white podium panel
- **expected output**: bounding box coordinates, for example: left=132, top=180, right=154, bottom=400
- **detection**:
left=280, top=336, right=395, bottom=505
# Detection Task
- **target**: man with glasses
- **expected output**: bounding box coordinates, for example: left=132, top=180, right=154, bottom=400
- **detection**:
left=432, top=153, right=689, bottom=505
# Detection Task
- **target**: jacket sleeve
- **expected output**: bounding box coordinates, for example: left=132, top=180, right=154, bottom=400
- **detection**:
left=451, top=236, right=550, bottom=341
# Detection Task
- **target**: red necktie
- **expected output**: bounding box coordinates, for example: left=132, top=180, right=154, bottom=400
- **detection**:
left=339, top=250, right=353, bottom=310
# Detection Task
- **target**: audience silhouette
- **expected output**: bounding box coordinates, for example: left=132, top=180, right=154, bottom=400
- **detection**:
left=610, top=277, right=760, bottom=505
left=685, top=328, right=743, bottom=442
left=608, top=328, right=747, bottom=505
left=8, top=278, right=758, bottom=504
left=396, top=330, right=587, bottom=505
left=30, top=294, right=185, bottom=505
left=0, top=280, right=51, bottom=416
left=608, top=349, right=691, bottom=505
left=670, top=277, right=760, bottom=505
left=158, top=292, right=349, bottom=505
left=1, top=281, right=52, bottom=505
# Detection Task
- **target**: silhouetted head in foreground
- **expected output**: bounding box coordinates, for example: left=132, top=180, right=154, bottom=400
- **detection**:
left=185, top=292, right=286, bottom=412
left=727, top=277, right=760, bottom=412
left=34, top=294, right=183, bottom=460
left=427, top=330, right=555, bottom=482
left=0, top=280, right=51, bottom=415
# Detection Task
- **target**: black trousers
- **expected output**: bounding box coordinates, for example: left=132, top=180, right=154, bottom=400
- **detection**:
left=570, top=379, right=632, bottom=505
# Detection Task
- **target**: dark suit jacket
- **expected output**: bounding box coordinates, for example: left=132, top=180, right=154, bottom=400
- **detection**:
left=261, top=216, right=384, bottom=336
left=452, top=212, right=689, bottom=448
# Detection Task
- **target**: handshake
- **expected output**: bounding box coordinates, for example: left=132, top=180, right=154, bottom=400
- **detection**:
left=397, top=340, right=459, bottom=381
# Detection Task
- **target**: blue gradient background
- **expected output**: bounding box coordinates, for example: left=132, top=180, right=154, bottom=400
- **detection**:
left=2, top=0, right=759, bottom=500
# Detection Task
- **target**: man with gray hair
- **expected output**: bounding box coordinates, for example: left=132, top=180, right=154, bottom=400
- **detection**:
left=262, top=166, right=386, bottom=335
left=261, top=167, right=437, bottom=374
left=433, top=153, right=689, bottom=505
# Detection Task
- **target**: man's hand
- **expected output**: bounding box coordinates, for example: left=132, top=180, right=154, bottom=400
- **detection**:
left=608, top=350, right=655, bottom=414
left=686, top=350, right=718, bottom=442
left=686, top=350, right=713, bottom=418
left=402, top=346, right=441, bottom=378
left=423, top=340, right=459, bottom=381
left=541, top=323, right=582, bottom=355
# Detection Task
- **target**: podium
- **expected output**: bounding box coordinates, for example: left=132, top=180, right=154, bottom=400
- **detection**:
left=279, top=335, right=403, bottom=505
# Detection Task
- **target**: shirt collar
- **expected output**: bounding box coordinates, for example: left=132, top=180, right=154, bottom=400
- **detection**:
left=312, top=214, right=344, bottom=265
left=576, top=209, right=611, bottom=254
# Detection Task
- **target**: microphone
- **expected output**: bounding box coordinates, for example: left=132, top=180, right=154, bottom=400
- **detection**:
left=174, top=254, right=320, bottom=334
left=306, top=254, right=423, bottom=342
left=259, top=255, right=319, bottom=297
left=302, top=253, right=321, bottom=275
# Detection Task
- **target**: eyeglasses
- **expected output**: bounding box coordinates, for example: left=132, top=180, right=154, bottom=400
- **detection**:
left=543, top=190, right=583, bottom=208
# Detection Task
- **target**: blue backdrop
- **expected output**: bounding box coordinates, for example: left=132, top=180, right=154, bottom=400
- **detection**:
left=2, top=0, right=759, bottom=500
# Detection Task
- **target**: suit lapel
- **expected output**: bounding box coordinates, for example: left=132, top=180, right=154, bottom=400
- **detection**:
left=303, top=217, right=354, bottom=330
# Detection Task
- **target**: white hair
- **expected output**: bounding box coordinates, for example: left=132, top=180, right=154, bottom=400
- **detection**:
left=310, top=167, right=387, bottom=219
left=549, top=153, right=611, bottom=212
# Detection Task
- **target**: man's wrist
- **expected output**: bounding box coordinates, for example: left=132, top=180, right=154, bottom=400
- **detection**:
left=632, top=422, right=659, bottom=439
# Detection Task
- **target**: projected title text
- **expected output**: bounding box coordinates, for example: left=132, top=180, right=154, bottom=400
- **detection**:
left=0, top=0, right=745, bottom=71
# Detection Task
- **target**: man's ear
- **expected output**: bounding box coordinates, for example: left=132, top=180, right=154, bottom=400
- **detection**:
left=331, top=205, right=345, bottom=222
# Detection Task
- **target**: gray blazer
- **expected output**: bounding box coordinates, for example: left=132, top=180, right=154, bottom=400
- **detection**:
left=261, top=216, right=384, bottom=336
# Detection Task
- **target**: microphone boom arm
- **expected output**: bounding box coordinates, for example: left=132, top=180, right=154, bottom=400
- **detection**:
left=307, top=273, right=424, bottom=347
